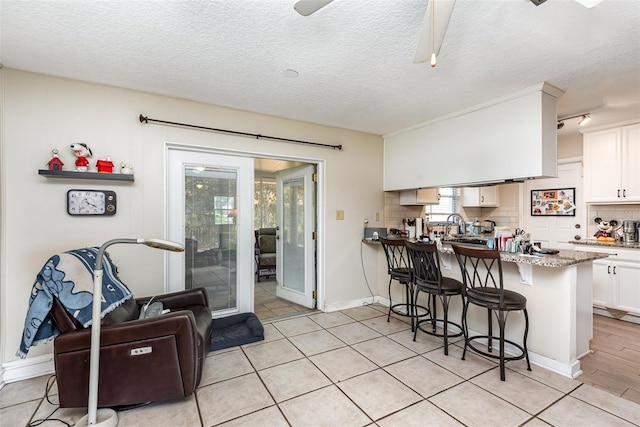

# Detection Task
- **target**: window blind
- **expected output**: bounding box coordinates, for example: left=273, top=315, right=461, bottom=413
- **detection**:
left=425, top=188, right=460, bottom=221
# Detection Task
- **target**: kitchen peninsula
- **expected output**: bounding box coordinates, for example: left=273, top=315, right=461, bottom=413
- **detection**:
left=436, top=244, right=608, bottom=378
left=364, top=238, right=608, bottom=378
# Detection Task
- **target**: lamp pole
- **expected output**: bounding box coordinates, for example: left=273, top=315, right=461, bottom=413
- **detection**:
left=76, top=238, right=184, bottom=427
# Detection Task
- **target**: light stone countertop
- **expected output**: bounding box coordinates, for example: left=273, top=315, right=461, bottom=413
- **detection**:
left=570, top=239, right=640, bottom=250
left=437, top=244, right=609, bottom=268
left=364, top=239, right=609, bottom=268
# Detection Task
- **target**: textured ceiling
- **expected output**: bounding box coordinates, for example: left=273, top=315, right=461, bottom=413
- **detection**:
left=1, top=0, right=639, bottom=136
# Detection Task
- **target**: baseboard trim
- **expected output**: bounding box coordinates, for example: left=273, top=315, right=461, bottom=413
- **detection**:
left=2, top=354, right=55, bottom=385
left=593, top=307, right=640, bottom=325
left=324, top=296, right=383, bottom=312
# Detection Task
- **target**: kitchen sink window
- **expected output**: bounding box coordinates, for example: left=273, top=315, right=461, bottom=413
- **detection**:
left=425, top=187, right=460, bottom=221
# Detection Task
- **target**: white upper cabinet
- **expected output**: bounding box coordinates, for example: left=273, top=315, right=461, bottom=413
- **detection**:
left=583, top=122, right=640, bottom=203
left=399, top=188, right=439, bottom=205
left=461, top=186, right=499, bottom=207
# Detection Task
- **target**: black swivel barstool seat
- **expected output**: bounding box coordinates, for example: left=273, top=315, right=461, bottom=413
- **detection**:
left=406, top=240, right=464, bottom=355
left=452, top=243, right=531, bottom=381
left=379, top=237, right=428, bottom=331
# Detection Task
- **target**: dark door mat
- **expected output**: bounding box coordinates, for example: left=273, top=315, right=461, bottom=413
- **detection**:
left=210, top=313, right=265, bottom=351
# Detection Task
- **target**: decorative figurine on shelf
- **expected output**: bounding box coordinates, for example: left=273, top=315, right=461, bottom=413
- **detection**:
left=46, top=149, right=64, bottom=171
left=70, top=143, right=93, bottom=172
left=96, top=156, right=114, bottom=173
left=120, top=162, right=133, bottom=175
left=594, top=217, right=618, bottom=242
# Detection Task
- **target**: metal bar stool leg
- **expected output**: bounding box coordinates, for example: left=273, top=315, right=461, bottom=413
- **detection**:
left=431, top=294, right=437, bottom=333
left=487, top=308, right=493, bottom=353
left=387, top=277, right=393, bottom=323
left=499, top=310, right=506, bottom=381
left=442, top=295, right=450, bottom=355
left=461, top=299, right=470, bottom=361
left=523, top=308, right=532, bottom=371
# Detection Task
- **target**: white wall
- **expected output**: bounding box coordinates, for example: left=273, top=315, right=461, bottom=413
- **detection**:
left=0, top=69, right=384, bottom=367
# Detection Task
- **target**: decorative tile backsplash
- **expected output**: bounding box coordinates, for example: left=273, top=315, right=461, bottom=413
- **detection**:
left=383, top=191, right=521, bottom=236
left=383, top=191, right=640, bottom=239
left=383, top=191, right=424, bottom=231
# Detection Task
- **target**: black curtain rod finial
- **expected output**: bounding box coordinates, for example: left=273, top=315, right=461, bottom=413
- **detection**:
left=139, top=114, right=148, bottom=124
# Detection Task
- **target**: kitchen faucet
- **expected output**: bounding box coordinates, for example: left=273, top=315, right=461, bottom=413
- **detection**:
left=446, top=213, right=466, bottom=236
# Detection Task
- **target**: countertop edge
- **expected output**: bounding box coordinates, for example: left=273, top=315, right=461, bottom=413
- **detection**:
left=570, top=240, right=640, bottom=250
left=362, top=239, right=608, bottom=267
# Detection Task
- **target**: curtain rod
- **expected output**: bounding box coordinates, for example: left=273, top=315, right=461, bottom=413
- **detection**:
left=139, top=114, right=343, bottom=150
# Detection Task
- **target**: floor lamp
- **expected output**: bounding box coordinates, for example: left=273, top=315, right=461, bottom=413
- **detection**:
left=76, top=238, right=184, bottom=427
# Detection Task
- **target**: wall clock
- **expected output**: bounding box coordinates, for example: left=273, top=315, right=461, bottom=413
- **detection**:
left=67, top=189, right=117, bottom=216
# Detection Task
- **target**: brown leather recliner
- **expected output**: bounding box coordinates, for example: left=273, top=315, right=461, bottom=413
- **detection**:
left=51, top=287, right=213, bottom=408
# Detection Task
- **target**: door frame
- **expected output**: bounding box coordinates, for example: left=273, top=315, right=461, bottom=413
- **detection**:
left=518, top=156, right=586, bottom=248
left=165, top=142, right=326, bottom=313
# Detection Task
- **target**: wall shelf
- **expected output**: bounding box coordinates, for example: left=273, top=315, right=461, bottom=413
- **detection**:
left=38, top=169, right=135, bottom=182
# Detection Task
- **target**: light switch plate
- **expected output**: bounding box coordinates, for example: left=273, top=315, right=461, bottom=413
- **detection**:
left=336, top=210, right=344, bottom=220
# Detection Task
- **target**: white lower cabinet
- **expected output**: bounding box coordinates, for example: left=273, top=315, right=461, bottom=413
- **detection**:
left=612, top=261, right=640, bottom=315
left=575, top=245, right=640, bottom=315
left=592, top=260, right=612, bottom=308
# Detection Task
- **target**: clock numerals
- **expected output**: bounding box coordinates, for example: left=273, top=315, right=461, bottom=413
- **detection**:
left=67, top=189, right=117, bottom=216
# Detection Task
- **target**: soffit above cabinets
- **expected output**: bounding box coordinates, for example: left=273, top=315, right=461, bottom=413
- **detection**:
left=384, top=83, right=562, bottom=190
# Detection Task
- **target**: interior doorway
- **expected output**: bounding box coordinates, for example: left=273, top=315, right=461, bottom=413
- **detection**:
left=253, top=158, right=318, bottom=321
left=522, top=159, right=586, bottom=250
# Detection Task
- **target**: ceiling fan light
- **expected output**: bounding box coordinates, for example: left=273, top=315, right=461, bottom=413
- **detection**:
left=578, top=114, right=591, bottom=126
left=430, top=52, right=437, bottom=67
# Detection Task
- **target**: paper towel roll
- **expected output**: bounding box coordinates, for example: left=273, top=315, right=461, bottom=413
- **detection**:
left=405, top=226, right=416, bottom=238
left=415, top=218, right=423, bottom=238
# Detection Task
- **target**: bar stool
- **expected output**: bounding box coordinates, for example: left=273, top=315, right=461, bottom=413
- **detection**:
left=405, top=240, right=463, bottom=355
left=452, top=244, right=531, bottom=381
left=379, top=237, right=428, bottom=331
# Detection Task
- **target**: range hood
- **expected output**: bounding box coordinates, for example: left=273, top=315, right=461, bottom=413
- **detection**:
left=383, top=83, right=563, bottom=191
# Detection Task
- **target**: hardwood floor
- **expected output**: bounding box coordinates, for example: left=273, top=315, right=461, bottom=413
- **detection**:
left=578, top=314, right=640, bottom=404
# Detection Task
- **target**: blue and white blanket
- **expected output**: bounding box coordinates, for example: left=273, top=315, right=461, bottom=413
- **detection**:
left=17, top=248, right=132, bottom=358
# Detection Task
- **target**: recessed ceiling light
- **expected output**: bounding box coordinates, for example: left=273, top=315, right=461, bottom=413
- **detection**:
left=282, top=69, right=299, bottom=78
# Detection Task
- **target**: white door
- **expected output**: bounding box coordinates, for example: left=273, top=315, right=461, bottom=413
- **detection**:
left=167, top=146, right=254, bottom=316
left=275, top=165, right=316, bottom=308
left=523, top=161, right=585, bottom=250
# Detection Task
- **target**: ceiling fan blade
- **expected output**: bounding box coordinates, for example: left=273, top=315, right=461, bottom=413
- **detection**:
left=574, top=0, right=603, bottom=8
left=414, top=0, right=456, bottom=64
left=294, top=0, right=334, bottom=16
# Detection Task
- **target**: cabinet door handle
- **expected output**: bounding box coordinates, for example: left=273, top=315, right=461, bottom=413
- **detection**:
left=608, top=265, right=611, bottom=274
left=613, top=266, right=616, bottom=275
left=617, top=189, right=621, bottom=198
left=623, top=189, right=626, bottom=198
left=481, top=196, right=484, bottom=203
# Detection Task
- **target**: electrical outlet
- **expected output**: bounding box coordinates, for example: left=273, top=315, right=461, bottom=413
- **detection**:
left=336, top=210, right=344, bottom=220
left=375, top=212, right=380, bottom=221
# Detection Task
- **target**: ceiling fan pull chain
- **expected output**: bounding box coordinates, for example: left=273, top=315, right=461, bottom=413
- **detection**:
left=431, top=0, right=437, bottom=67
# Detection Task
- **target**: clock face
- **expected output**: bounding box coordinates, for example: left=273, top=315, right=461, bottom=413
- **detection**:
left=67, top=190, right=116, bottom=216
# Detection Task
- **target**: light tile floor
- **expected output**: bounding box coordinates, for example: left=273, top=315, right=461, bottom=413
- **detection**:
left=254, top=280, right=313, bottom=321
left=2, top=304, right=640, bottom=426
